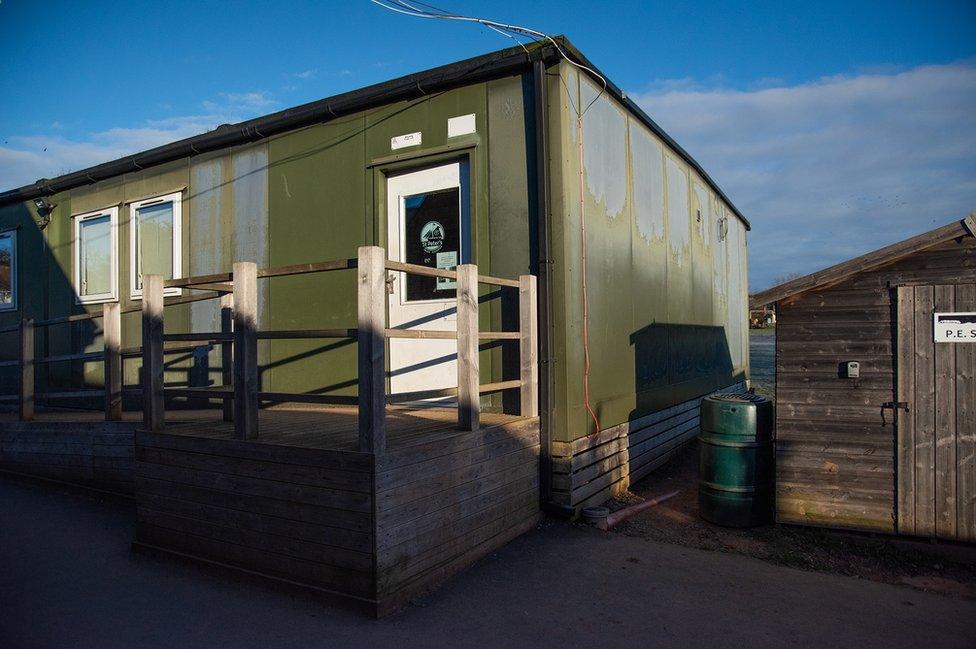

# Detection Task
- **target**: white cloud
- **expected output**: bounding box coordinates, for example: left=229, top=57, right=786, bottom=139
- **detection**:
left=0, top=91, right=277, bottom=190
left=290, top=69, right=317, bottom=80
left=200, top=91, right=277, bottom=114
left=632, top=61, right=976, bottom=291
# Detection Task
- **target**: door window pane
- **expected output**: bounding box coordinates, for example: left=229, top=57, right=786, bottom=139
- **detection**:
left=403, top=187, right=460, bottom=302
left=78, top=215, right=113, bottom=297
left=0, top=232, right=14, bottom=307
left=134, top=201, right=174, bottom=291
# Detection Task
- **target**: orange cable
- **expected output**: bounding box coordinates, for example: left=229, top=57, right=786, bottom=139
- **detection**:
left=577, top=115, right=601, bottom=437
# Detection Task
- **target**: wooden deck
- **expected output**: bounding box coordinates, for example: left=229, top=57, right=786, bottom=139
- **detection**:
left=124, top=406, right=541, bottom=616
left=160, top=406, right=525, bottom=451
left=0, top=405, right=542, bottom=615
left=0, top=405, right=522, bottom=448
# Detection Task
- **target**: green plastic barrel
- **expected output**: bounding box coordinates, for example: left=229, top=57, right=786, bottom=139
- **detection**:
left=698, top=394, right=774, bottom=527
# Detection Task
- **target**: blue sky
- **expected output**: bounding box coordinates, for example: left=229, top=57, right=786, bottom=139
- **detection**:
left=2, top=0, right=975, bottom=289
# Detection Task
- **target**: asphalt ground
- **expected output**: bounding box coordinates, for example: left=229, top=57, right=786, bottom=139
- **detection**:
left=2, top=476, right=974, bottom=648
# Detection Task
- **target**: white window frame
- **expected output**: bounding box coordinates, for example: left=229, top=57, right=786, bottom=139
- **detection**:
left=0, top=229, right=17, bottom=311
left=72, top=206, right=119, bottom=305
left=129, top=191, right=183, bottom=299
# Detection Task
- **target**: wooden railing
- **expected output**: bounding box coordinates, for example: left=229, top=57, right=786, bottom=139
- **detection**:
left=0, top=291, right=222, bottom=422
left=138, top=246, right=537, bottom=453
left=0, top=247, right=538, bottom=453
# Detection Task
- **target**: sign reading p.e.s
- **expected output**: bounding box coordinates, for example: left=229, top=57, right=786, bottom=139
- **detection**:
left=934, top=312, right=976, bottom=343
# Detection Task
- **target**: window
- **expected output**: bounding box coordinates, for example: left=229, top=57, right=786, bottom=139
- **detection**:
left=129, top=192, right=182, bottom=298
left=0, top=229, right=17, bottom=310
left=73, top=207, right=119, bottom=304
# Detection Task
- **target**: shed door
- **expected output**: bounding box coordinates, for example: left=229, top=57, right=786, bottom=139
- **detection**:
left=895, top=284, right=976, bottom=541
left=386, top=161, right=470, bottom=399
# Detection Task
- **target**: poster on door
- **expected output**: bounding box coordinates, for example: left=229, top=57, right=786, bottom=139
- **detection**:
left=403, top=188, right=460, bottom=301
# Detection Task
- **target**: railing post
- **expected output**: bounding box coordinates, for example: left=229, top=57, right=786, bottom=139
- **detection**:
left=233, top=261, right=258, bottom=440
left=18, top=318, right=34, bottom=421
left=142, top=275, right=164, bottom=432
left=519, top=275, right=539, bottom=418
left=103, top=302, right=122, bottom=421
left=357, top=246, right=386, bottom=453
left=220, top=292, right=234, bottom=423
left=456, top=264, right=480, bottom=431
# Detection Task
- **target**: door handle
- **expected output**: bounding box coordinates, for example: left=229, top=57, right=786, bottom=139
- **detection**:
left=881, top=401, right=909, bottom=427
left=385, top=273, right=396, bottom=295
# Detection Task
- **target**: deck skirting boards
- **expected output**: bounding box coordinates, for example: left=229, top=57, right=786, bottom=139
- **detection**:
left=550, top=382, right=747, bottom=512
left=0, top=422, right=136, bottom=493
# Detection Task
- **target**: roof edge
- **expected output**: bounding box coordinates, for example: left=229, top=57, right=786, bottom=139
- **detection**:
left=0, top=39, right=558, bottom=207
left=0, top=35, right=749, bottom=230
left=749, top=214, right=976, bottom=309
left=554, top=40, right=750, bottom=230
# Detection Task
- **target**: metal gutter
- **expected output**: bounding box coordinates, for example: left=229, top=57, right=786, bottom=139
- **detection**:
left=532, top=59, right=554, bottom=506
left=0, top=37, right=749, bottom=230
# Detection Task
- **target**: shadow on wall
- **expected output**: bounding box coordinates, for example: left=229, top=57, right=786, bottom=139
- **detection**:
left=0, top=202, right=210, bottom=408
left=629, top=322, right=744, bottom=421
left=0, top=202, right=86, bottom=397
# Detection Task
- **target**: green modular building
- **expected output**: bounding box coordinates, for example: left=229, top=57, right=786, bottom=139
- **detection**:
left=0, top=38, right=750, bottom=512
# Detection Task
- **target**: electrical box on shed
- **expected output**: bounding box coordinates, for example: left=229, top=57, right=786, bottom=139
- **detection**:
left=845, top=361, right=860, bottom=379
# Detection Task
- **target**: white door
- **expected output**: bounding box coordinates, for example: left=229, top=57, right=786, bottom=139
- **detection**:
left=386, top=161, right=470, bottom=398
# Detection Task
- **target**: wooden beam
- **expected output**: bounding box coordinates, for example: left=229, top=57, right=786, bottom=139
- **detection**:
left=220, top=293, right=234, bottom=423
left=103, top=302, right=122, bottom=421
left=519, top=274, right=539, bottom=418
left=256, top=328, right=357, bottom=340
left=895, top=286, right=916, bottom=535
left=257, top=257, right=357, bottom=279
left=456, top=264, right=480, bottom=431
left=384, top=328, right=455, bottom=340
left=142, top=275, right=165, bottom=432
left=480, top=379, right=521, bottom=394
left=18, top=318, right=34, bottom=421
left=163, top=271, right=232, bottom=289
left=189, top=282, right=234, bottom=293
left=963, top=212, right=976, bottom=238
left=357, top=246, right=386, bottom=453
left=233, top=261, right=259, bottom=440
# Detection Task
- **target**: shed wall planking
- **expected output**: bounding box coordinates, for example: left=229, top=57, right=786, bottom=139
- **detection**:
left=775, top=235, right=976, bottom=533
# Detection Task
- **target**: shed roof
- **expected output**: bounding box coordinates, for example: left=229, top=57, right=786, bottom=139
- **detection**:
left=0, top=37, right=749, bottom=229
left=749, top=214, right=976, bottom=309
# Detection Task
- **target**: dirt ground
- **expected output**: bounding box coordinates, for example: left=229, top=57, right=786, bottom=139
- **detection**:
left=603, top=440, right=976, bottom=600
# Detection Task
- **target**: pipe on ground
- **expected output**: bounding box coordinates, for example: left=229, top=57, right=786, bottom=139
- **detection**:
left=585, top=490, right=681, bottom=531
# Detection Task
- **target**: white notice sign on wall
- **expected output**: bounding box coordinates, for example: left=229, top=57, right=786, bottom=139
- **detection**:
left=447, top=114, right=476, bottom=138
left=934, top=312, right=976, bottom=342
left=391, top=132, right=422, bottom=150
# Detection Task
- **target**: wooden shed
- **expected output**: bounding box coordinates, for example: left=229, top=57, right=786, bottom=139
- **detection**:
left=750, top=215, right=976, bottom=541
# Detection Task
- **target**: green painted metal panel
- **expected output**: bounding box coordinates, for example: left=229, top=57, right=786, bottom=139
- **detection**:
left=547, top=61, right=750, bottom=443
left=265, top=82, right=506, bottom=398
left=487, top=74, right=533, bottom=410
left=267, top=113, right=366, bottom=396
